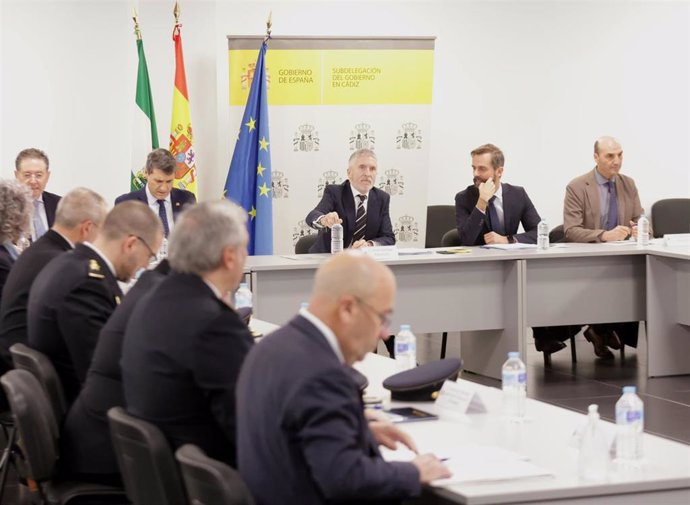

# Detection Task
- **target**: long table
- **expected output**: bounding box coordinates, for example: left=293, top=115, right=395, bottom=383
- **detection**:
left=246, top=242, right=690, bottom=379
left=355, top=353, right=690, bottom=505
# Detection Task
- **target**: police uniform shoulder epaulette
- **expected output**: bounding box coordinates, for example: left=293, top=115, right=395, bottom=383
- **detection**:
left=88, top=259, right=105, bottom=279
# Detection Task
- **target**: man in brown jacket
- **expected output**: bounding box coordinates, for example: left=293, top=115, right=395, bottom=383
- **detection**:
left=562, top=136, right=646, bottom=358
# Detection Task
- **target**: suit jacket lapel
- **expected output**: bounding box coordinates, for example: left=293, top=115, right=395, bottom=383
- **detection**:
left=171, top=189, right=184, bottom=221
left=500, top=184, right=514, bottom=234
left=584, top=171, right=601, bottom=224
left=615, top=177, right=626, bottom=225
left=365, top=189, right=379, bottom=239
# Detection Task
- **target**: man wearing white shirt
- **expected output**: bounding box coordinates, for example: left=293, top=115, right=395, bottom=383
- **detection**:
left=306, top=149, right=395, bottom=253
left=115, top=148, right=196, bottom=237
left=27, top=201, right=162, bottom=405
left=14, top=147, right=62, bottom=241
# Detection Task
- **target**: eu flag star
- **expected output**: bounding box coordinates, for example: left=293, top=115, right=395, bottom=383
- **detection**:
left=245, top=117, right=256, bottom=132
left=258, top=182, right=270, bottom=197
left=259, top=136, right=270, bottom=151
left=257, top=162, right=266, bottom=177
left=249, top=206, right=257, bottom=220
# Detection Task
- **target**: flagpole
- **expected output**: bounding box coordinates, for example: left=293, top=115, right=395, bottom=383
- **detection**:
left=132, top=8, right=142, bottom=40
left=264, top=11, right=272, bottom=43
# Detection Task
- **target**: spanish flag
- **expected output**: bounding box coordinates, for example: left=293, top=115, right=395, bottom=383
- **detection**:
left=169, top=10, right=198, bottom=196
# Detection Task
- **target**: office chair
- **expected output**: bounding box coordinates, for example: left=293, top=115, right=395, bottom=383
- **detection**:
left=650, top=198, right=690, bottom=237
left=295, top=234, right=318, bottom=254
left=1, top=370, right=126, bottom=504
left=107, top=406, right=186, bottom=505
left=10, top=343, right=66, bottom=433
left=425, top=205, right=456, bottom=248
left=176, top=444, right=255, bottom=505
left=441, top=228, right=461, bottom=247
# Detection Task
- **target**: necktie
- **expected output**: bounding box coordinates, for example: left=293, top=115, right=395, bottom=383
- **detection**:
left=33, top=199, right=47, bottom=239
left=605, top=181, right=618, bottom=231
left=157, top=200, right=170, bottom=238
left=352, top=194, right=367, bottom=244
left=487, top=196, right=505, bottom=235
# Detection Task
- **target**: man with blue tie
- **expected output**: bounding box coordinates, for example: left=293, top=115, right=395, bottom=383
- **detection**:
left=14, top=148, right=62, bottom=241
left=115, top=148, right=196, bottom=237
left=454, top=143, right=541, bottom=246
left=563, top=136, right=646, bottom=359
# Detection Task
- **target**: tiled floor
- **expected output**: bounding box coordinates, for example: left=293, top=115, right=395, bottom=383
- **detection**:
left=404, top=328, right=690, bottom=445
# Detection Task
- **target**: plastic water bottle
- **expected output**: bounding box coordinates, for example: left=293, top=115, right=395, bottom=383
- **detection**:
left=502, top=352, right=527, bottom=420
left=234, top=282, right=253, bottom=310
left=615, top=386, right=644, bottom=462
left=636, top=214, right=650, bottom=246
left=157, top=237, right=168, bottom=260
left=394, top=324, right=417, bottom=371
left=537, top=220, right=549, bottom=250
left=331, top=223, right=343, bottom=253
left=578, top=404, right=608, bottom=482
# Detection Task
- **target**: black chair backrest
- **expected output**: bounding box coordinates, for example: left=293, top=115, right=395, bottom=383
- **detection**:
left=295, top=234, right=318, bottom=254
left=107, top=407, right=187, bottom=505
left=9, top=343, right=66, bottom=428
left=0, top=369, right=58, bottom=483
left=176, top=444, right=255, bottom=505
left=441, top=228, right=462, bottom=247
left=651, top=198, right=690, bottom=238
left=549, top=224, right=566, bottom=243
left=426, top=205, right=456, bottom=248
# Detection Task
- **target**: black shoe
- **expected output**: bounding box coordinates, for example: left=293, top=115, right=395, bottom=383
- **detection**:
left=605, top=330, right=622, bottom=350
left=584, top=327, right=614, bottom=359
left=535, top=338, right=567, bottom=355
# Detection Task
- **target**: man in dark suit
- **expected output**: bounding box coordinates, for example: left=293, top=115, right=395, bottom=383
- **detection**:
left=237, top=252, right=450, bottom=505
left=455, top=143, right=541, bottom=246
left=115, top=148, right=196, bottom=237
left=14, top=147, right=62, bottom=240
left=60, top=260, right=170, bottom=483
left=122, top=200, right=253, bottom=467
left=306, top=149, right=395, bottom=253
left=28, top=201, right=163, bottom=405
left=0, top=188, right=108, bottom=375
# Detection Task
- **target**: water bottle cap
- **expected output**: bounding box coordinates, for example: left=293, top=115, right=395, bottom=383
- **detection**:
left=239, top=282, right=248, bottom=289
left=588, top=404, right=599, bottom=414
left=622, top=386, right=636, bottom=394
left=507, top=351, right=520, bottom=358
left=399, top=324, right=411, bottom=331
left=300, top=302, right=309, bottom=309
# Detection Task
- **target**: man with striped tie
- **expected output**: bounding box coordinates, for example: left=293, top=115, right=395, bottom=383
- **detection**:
left=306, top=149, right=395, bottom=253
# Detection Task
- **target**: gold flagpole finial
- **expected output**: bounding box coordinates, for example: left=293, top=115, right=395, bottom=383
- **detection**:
left=265, top=11, right=272, bottom=39
left=174, top=1, right=181, bottom=25
left=132, top=7, right=142, bottom=40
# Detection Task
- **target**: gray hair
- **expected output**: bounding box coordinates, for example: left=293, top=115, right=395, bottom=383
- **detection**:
left=0, top=179, right=32, bottom=242
left=168, top=200, right=247, bottom=274
left=348, top=148, right=377, bottom=166
left=55, top=187, right=108, bottom=229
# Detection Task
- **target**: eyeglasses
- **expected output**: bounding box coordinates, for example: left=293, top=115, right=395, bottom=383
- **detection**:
left=133, top=235, right=157, bottom=262
left=354, top=296, right=392, bottom=330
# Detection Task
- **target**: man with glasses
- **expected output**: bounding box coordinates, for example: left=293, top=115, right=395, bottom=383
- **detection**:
left=14, top=147, right=62, bottom=241
left=237, top=252, right=450, bottom=505
left=28, top=201, right=163, bottom=405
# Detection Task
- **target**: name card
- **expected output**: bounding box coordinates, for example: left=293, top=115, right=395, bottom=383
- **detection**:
left=364, top=245, right=399, bottom=261
left=435, top=380, right=487, bottom=417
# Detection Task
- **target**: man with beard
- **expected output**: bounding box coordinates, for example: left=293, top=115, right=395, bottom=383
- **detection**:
left=454, top=143, right=541, bottom=246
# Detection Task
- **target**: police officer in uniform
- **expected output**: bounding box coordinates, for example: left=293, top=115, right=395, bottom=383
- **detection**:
left=27, top=201, right=163, bottom=405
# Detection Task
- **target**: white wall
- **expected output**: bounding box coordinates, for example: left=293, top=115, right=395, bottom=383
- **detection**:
left=2, top=0, right=689, bottom=229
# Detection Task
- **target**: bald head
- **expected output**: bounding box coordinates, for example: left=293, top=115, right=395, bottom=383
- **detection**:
left=593, top=136, right=623, bottom=180
left=309, top=252, right=396, bottom=365
left=313, top=251, right=393, bottom=303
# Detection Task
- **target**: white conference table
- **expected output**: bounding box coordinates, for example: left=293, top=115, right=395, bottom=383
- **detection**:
left=246, top=242, right=690, bottom=379
left=355, top=353, right=690, bottom=505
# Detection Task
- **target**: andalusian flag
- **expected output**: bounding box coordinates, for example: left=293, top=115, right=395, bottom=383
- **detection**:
left=169, top=15, right=198, bottom=196
left=131, top=16, right=159, bottom=191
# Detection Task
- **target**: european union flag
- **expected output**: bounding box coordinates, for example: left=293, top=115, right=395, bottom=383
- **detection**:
left=224, top=41, right=272, bottom=255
